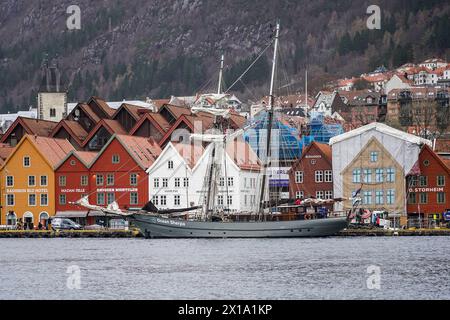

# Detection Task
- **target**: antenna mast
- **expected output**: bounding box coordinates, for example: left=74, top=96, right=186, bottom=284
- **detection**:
left=258, top=21, right=280, bottom=218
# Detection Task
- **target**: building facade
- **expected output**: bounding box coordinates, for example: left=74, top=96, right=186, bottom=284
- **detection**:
left=406, top=144, right=450, bottom=226
left=147, top=140, right=261, bottom=214
left=330, top=123, right=432, bottom=221
left=0, top=135, right=74, bottom=228
left=288, top=142, right=333, bottom=205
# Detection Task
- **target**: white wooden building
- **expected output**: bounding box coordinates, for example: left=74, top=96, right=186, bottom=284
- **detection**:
left=146, top=139, right=261, bottom=214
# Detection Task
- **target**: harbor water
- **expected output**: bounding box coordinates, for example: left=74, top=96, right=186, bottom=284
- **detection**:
left=1, top=237, right=449, bottom=300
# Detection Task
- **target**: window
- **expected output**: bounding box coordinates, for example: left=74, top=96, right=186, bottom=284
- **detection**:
left=419, top=175, right=427, bottom=187
left=183, top=178, right=189, bottom=187
left=154, top=178, right=160, bottom=188
left=6, top=194, right=14, bottom=206
left=408, top=192, right=416, bottom=204
left=40, top=175, right=48, bottom=186
left=386, top=189, right=395, bottom=205
left=419, top=193, right=428, bottom=204
left=386, top=168, right=395, bottom=183
left=28, top=194, right=36, bottom=206
left=130, top=174, right=138, bottom=186
left=50, top=108, right=56, bottom=117
left=81, top=175, right=88, bottom=186
left=315, top=171, right=324, bottom=183
left=244, top=195, right=248, bottom=205
left=40, top=194, right=48, bottom=206
left=160, top=195, right=166, bottom=206
left=130, top=192, right=138, bottom=205
left=23, top=156, right=30, bottom=167
left=162, top=178, right=168, bottom=188
left=174, top=195, right=181, bottom=206
left=375, top=169, right=384, bottom=183
left=325, top=170, right=333, bottom=183
left=59, top=194, right=66, bottom=205
left=112, top=155, right=120, bottom=164
left=295, top=171, right=303, bottom=183
left=437, top=176, right=445, bottom=187
left=96, top=175, right=104, bottom=186
left=352, top=169, right=361, bottom=183
left=168, top=161, right=174, bottom=169
left=375, top=191, right=384, bottom=205
left=174, top=178, right=180, bottom=188
left=316, top=191, right=324, bottom=199
left=325, top=191, right=333, bottom=199
left=152, top=195, right=159, bottom=206
left=70, top=160, right=76, bottom=166
left=227, top=195, right=233, bottom=205
left=218, top=195, right=224, bottom=205
left=370, top=151, right=378, bottom=162
left=227, top=177, right=234, bottom=187
left=107, top=193, right=115, bottom=204
left=363, top=169, right=372, bottom=183
left=219, top=177, right=225, bottom=187
left=363, top=191, right=372, bottom=205
left=107, top=174, right=114, bottom=186
left=97, top=193, right=105, bottom=205
left=59, top=176, right=66, bottom=187
left=6, top=176, right=13, bottom=187
left=408, top=176, right=418, bottom=187
left=437, top=192, right=445, bottom=204
left=295, top=191, right=304, bottom=199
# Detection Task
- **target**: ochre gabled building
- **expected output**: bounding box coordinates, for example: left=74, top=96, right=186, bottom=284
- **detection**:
left=0, top=135, right=75, bottom=228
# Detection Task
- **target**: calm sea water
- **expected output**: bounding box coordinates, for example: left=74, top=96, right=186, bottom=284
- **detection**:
left=0, top=237, right=449, bottom=300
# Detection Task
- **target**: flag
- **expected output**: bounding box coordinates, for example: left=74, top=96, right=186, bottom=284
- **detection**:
left=407, top=159, right=421, bottom=177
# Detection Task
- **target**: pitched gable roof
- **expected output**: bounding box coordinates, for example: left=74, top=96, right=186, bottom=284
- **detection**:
left=89, top=134, right=162, bottom=170
left=0, top=116, right=59, bottom=143
left=421, top=144, right=450, bottom=175
left=55, top=150, right=98, bottom=169
left=51, top=120, right=88, bottom=144
left=112, top=103, right=143, bottom=121
left=173, top=142, right=204, bottom=169
left=2, top=135, right=75, bottom=170
left=226, top=139, right=261, bottom=171
left=82, top=119, right=127, bottom=147
left=129, top=112, right=171, bottom=136
left=88, top=96, right=115, bottom=118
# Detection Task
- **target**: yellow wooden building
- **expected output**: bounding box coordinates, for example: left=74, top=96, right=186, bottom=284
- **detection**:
left=0, top=135, right=74, bottom=228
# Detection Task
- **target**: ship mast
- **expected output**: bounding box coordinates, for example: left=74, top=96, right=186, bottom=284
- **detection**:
left=258, top=21, right=280, bottom=219
left=218, top=54, right=224, bottom=94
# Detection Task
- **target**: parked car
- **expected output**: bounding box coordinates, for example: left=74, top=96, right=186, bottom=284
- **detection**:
left=51, top=218, right=82, bottom=230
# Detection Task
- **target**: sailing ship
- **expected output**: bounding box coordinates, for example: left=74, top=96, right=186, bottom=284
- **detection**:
left=76, top=22, right=350, bottom=238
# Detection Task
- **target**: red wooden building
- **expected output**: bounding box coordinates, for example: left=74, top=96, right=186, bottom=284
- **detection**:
left=88, top=134, right=162, bottom=211
left=407, top=144, right=450, bottom=226
left=288, top=141, right=333, bottom=205
left=55, top=150, right=97, bottom=224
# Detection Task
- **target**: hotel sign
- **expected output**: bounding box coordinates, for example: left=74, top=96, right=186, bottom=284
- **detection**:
left=408, top=187, right=444, bottom=193
left=6, top=188, right=48, bottom=193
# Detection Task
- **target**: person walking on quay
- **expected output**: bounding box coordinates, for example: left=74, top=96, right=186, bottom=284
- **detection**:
left=16, top=218, right=23, bottom=230
left=38, top=222, right=43, bottom=230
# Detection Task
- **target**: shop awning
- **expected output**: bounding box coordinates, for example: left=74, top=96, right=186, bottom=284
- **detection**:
left=55, top=211, right=88, bottom=218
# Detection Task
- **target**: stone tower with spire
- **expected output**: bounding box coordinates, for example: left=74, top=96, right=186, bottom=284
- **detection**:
left=37, top=56, right=68, bottom=121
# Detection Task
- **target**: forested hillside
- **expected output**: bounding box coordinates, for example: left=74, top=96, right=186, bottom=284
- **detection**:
left=0, top=0, right=449, bottom=112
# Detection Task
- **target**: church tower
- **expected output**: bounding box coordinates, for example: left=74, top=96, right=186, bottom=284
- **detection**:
left=37, top=57, right=68, bottom=121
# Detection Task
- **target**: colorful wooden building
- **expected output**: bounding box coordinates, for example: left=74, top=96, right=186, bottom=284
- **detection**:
left=407, top=144, right=450, bottom=226
left=288, top=141, right=333, bottom=207
left=0, top=135, right=74, bottom=228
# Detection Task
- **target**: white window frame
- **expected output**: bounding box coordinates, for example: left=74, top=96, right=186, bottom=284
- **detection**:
left=40, top=175, right=48, bottom=187
left=23, top=156, right=31, bottom=167
left=324, top=170, right=333, bottom=183
left=40, top=194, right=49, bottom=206
left=6, top=176, right=14, bottom=187
left=315, top=171, right=324, bottom=183
left=6, top=194, right=14, bottom=206
left=295, top=171, right=303, bottom=183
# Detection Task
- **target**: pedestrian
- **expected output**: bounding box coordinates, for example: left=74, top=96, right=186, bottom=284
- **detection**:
left=38, top=222, right=43, bottom=230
